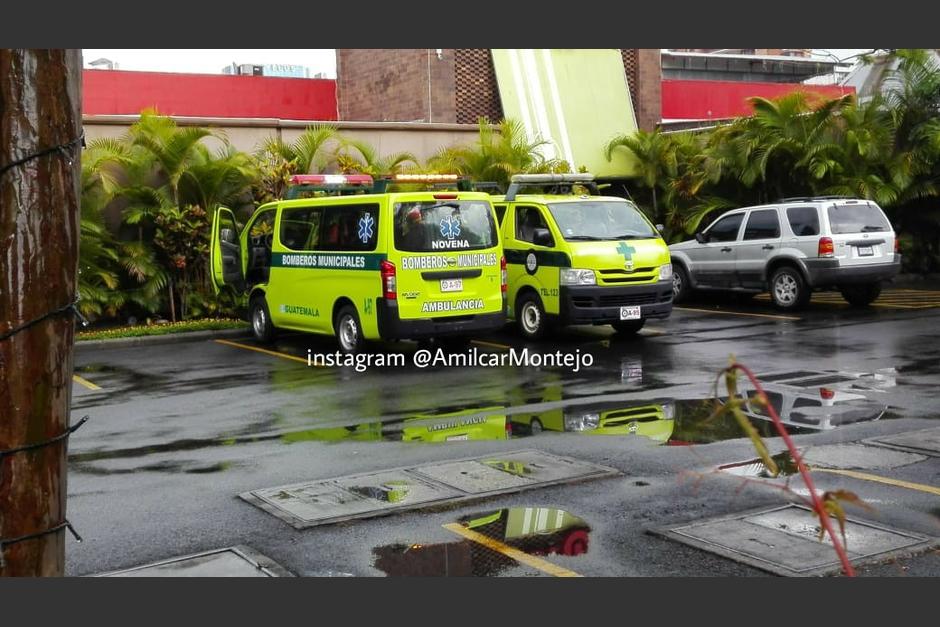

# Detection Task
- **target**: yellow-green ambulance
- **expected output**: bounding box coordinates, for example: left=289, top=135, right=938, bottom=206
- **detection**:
left=492, top=174, right=673, bottom=338
left=210, top=174, right=507, bottom=352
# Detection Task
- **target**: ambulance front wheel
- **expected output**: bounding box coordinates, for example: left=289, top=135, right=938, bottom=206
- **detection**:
left=335, top=305, right=366, bottom=354
left=517, top=292, right=548, bottom=340
left=612, top=319, right=646, bottom=335
left=250, top=295, right=276, bottom=343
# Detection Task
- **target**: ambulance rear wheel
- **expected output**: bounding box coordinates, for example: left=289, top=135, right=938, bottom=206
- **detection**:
left=517, top=292, right=547, bottom=340
left=250, top=295, right=276, bottom=343
left=335, top=305, right=365, bottom=354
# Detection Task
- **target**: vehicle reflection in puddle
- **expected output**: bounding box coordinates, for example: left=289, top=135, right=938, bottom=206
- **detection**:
left=373, top=507, right=590, bottom=577
left=68, top=369, right=893, bottom=473
left=717, top=452, right=800, bottom=478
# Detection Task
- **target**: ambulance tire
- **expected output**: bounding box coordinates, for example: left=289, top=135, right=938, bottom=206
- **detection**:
left=250, top=295, right=276, bottom=343
left=516, top=292, right=548, bottom=340
left=335, top=305, right=366, bottom=354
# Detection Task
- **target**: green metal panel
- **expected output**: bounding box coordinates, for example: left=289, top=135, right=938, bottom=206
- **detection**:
left=491, top=49, right=638, bottom=178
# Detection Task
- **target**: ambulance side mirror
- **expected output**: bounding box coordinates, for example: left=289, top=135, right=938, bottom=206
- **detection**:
left=655, top=224, right=665, bottom=233
left=533, top=227, right=554, bottom=248
left=220, top=228, right=236, bottom=243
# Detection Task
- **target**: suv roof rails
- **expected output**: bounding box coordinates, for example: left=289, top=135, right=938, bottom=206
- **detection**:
left=505, top=173, right=599, bottom=201
left=777, top=195, right=855, bottom=203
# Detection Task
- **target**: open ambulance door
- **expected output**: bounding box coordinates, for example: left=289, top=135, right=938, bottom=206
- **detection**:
left=210, top=206, right=245, bottom=294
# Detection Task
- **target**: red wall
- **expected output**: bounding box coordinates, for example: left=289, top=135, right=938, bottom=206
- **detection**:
left=661, top=79, right=855, bottom=121
left=83, top=69, right=337, bottom=120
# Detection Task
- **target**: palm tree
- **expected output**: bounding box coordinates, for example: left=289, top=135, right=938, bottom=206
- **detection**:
left=604, top=129, right=678, bottom=223
left=334, top=137, right=417, bottom=176
left=257, top=123, right=338, bottom=174
left=428, top=118, right=567, bottom=188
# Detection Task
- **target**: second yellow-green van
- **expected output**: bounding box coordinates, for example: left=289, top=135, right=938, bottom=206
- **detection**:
left=491, top=174, right=673, bottom=338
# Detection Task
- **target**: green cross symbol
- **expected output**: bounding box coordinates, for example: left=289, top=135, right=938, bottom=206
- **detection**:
left=617, top=241, right=636, bottom=261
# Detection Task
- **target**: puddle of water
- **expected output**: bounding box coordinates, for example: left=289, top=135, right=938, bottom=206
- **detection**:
left=373, top=507, right=591, bottom=577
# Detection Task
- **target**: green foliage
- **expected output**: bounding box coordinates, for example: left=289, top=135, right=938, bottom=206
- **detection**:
left=606, top=50, right=940, bottom=272
left=427, top=118, right=570, bottom=189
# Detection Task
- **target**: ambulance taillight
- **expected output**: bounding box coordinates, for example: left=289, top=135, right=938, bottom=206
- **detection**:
left=380, top=260, right=397, bottom=300
left=500, top=255, right=508, bottom=293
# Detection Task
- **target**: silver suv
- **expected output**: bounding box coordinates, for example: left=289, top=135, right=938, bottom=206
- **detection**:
left=669, top=197, right=901, bottom=310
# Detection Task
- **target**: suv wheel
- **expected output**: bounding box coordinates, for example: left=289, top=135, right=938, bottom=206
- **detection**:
left=250, top=295, right=276, bottom=343
left=840, top=283, right=882, bottom=307
left=672, top=263, right=691, bottom=303
left=517, top=292, right=547, bottom=340
left=335, top=305, right=365, bottom=354
left=769, top=266, right=810, bottom=311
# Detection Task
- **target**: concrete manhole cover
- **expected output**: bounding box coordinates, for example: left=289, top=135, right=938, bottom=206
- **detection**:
left=800, top=443, right=926, bottom=469
left=865, top=427, right=940, bottom=458
left=95, top=546, right=292, bottom=577
left=652, top=504, right=938, bottom=577
left=240, top=449, right=619, bottom=529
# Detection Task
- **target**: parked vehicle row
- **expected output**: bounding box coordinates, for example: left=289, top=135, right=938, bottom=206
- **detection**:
left=209, top=173, right=901, bottom=352
left=210, top=173, right=673, bottom=351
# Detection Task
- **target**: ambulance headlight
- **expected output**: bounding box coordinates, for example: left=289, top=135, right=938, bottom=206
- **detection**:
left=661, top=402, right=675, bottom=420
left=560, top=268, right=596, bottom=286
left=659, top=263, right=673, bottom=281
left=564, top=412, right=600, bottom=431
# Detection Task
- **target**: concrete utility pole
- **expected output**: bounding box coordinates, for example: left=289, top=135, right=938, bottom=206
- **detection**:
left=0, top=49, right=82, bottom=576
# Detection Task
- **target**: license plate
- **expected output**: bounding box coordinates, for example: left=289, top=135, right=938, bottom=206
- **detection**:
left=857, top=245, right=874, bottom=256
left=440, top=278, right=463, bottom=293
left=620, top=306, right=641, bottom=320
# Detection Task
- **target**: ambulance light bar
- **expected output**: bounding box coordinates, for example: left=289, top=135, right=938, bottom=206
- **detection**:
left=505, top=173, right=598, bottom=201
left=510, top=173, right=595, bottom=184
left=392, top=173, right=461, bottom=182
left=289, top=174, right=374, bottom=186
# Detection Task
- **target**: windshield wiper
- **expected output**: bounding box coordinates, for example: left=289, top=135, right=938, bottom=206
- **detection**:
left=612, top=234, right=653, bottom=240
left=860, top=225, right=886, bottom=232
left=565, top=235, right=604, bottom=241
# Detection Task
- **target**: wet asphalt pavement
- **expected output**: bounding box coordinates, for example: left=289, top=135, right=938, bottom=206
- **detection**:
left=66, top=291, right=940, bottom=576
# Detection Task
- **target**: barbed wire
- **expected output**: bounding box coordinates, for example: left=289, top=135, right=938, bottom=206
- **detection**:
left=0, top=520, right=83, bottom=569
left=0, top=299, right=88, bottom=343
left=0, top=132, right=84, bottom=179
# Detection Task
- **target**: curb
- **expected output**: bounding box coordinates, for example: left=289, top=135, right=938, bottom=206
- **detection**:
left=75, top=326, right=250, bottom=349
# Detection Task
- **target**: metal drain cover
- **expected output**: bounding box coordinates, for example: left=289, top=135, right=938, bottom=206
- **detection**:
left=96, top=546, right=292, bottom=577
left=652, top=504, right=938, bottom=576
left=240, top=449, right=619, bottom=529
left=865, top=427, right=940, bottom=458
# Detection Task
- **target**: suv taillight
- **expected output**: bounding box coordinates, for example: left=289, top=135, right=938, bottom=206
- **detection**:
left=380, top=260, right=397, bottom=300
left=500, top=255, right=508, bottom=293
left=818, top=237, right=834, bottom=258
left=894, top=238, right=899, bottom=253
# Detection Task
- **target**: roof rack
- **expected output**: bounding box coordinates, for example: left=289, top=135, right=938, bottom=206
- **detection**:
left=505, top=173, right=599, bottom=201
left=777, top=195, right=855, bottom=203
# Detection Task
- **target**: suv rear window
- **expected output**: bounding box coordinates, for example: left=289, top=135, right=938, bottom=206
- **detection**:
left=827, top=203, right=891, bottom=234
left=786, top=207, right=820, bottom=236
left=394, top=200, right=497, bottom=252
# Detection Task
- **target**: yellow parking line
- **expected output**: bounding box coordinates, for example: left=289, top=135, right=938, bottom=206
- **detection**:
left=675, top=307, right=800, bottom=321
left=472, top=340, right=511, bottom=350
left=442, top=522, right=582, bottom=577
left=813, top=467, right=940, bottom=497
left=72, top=374, right=101, bottom=390
left=213, top=338, right=315, bottom=366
